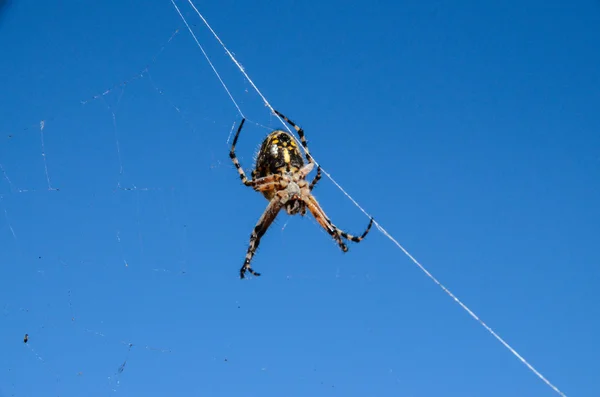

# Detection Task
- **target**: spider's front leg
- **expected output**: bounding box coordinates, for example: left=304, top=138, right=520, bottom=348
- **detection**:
left=229, top=118, right=254, bottom=187
left=240, top=197, right=283, bottom=279
left=309, top=166, right=322, bottom=191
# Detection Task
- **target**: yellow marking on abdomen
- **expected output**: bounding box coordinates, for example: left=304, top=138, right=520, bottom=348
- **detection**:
left=283, top=149, right=291, bottom=164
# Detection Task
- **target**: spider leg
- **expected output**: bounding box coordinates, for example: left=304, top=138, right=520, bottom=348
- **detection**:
left=304, top=195, right=374, bottom=252
left=240, top=198, right=283, bottom=279
left=251, top=174, right=282, bottom=191
left=253, top=181, right=283, bottom=194
left=337, top=215, right=374, bottom=243
left=273, top=110, right=314, bottom=165
left=309, top=166, right=322, bottom=191
left=229, top=118, right=253, bottom=187
left=298, top=162, right=315, bottom=179
left=303, top=196, right=348, bottom=251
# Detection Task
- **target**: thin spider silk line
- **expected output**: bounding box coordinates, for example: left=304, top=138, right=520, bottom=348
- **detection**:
left=169, top=0, right=244, bottom=118
left=171, top=2, right=568, bottom=396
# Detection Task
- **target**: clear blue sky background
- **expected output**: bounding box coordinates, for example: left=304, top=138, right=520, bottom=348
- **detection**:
left=1, top=0, right=599, bottom=396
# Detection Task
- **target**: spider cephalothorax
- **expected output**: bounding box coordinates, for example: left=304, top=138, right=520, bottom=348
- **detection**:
left=229, top=110, right=374, bottom=279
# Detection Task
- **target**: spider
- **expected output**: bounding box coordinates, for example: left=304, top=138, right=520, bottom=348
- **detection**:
left=229, top=109, right=374, bottom=279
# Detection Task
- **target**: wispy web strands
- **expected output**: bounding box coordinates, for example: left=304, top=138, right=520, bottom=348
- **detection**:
left=169, top=0, right=244, bottom=118
left=169, top=1, right=567, bottom=396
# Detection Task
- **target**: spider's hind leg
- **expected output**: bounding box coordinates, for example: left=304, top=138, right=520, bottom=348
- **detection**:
left=303, top=196, right=349, bottom=252
left=336, top=217, right=374, bottom=243
left=304, top=195, right=374, bottom=252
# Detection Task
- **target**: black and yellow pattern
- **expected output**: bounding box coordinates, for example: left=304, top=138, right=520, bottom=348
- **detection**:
left=229, top=110, right=373, bottom=279
left=253, top=130, right=303, bottom=178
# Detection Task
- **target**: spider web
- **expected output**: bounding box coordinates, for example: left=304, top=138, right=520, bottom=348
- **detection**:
left=0, top=1, right=576, bottom=396
left=0, top=32, right=188, bottom=394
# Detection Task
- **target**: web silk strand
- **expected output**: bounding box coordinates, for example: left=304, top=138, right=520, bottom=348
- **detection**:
left=169, top=0, right=244, bottom=118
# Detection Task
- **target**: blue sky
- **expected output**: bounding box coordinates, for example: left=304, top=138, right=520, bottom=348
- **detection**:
left=1, top=0, right=599, bottom=396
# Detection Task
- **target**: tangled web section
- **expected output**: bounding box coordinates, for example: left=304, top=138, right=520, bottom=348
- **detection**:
left=168, top=1, right=568, bottom=396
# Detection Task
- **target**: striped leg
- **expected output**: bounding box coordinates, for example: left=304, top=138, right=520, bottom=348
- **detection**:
left=304, top=197, right=348, bottom=251
left=229, top=118, right=253, bottom=186
left=273, top=110, right=314, bottom=165
left=337, top=216, right=374, bottom=243
left=251, top=174, right=283, bottom=191
left=309, top=166, right=322, bottom=191
left=253, top=181, right=283, bottom=195
left=304, top=195, right=374, bottom=252
left=240, top=198, right=283, bottom=279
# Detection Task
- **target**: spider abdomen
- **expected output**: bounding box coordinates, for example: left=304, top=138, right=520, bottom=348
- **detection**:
left=254, top=130, right=304, bottom=179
